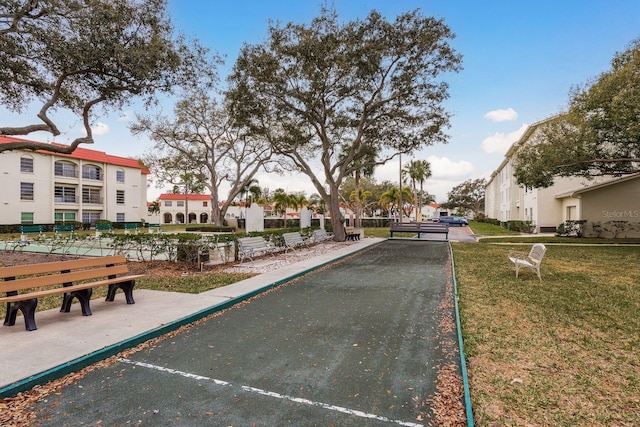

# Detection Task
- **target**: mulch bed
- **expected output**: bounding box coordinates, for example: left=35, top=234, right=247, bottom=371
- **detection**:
left=0, top=251, right=225, bottom=279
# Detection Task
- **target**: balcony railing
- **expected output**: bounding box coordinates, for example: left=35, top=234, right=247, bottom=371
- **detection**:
left=54, top=196, right=78, bottom=203
left=82, top=197, right=104, bottom=204
left=82, top=172, right=103, bottom=181
left=54, top=170, right=79, bottom=178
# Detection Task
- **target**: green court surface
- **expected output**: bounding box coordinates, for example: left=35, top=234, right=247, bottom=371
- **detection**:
left=31, top=240, right=465, bottom=426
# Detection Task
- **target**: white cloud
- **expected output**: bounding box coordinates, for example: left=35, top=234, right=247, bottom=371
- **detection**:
left=118, top=111, right=134, bottom=122
left=374, top=155, right=475, bottom=202
left=255, top=171, right=318, bottom=196
left=484, top=108, right=518, bottom=122
left=91, top=122, right=110, bottom=136
left=481, top=123, right=528, bottom=154
left=427, top=155, right=475, bottom=179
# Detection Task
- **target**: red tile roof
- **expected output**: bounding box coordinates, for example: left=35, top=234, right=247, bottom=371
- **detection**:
left=159, top=193, right=212, bottom=201
left=0, top=136, right=150, bottom=174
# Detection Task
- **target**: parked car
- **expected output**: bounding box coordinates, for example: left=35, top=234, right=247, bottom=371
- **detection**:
left=437, top=216, right=469, bottom=226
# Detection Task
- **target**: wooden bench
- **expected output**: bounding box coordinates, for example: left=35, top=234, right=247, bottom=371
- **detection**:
left=389, top=222, right=449, bottom=239
left=0, top=255, right=144, bottom=331
left=313, top=229, right=334, bottom=244
left=237, top=236, right=276, bottom=263
left=283, top=232, right=311, bottom=253
left=345, top=227, right=361, bottom=241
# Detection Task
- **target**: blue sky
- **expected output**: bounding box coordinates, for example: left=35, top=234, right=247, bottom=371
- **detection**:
left=4, top=0, right=640, bottom=201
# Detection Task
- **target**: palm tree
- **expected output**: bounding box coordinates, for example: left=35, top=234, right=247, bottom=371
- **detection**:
left=379, top=186, right=413, bottom=220
left=273, top=190, right=293, bottom=228
left=290, top=193, right=308, bottom=211
left=308, top=193, right=324, bottom=214
left=238, top=178, right=259, bottom=210
left=403, top=160, right=431, bottom=221
left=148, top=200, right=160, bottom=215
left=350, top=188, right=372, bottom=221
left=247, top=184, right=262, bottom=205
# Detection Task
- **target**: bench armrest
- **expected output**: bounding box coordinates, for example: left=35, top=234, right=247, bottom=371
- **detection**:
left=508, top=250, right=528, bottom=260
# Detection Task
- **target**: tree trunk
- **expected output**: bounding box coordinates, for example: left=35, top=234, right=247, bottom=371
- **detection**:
left=354, top=170, right=361, bottom=228
left=328, top=187, right=346, bottom=241
left=184, top=193, right=189, bottom=225
left=210, top=188, right=223, bottom=226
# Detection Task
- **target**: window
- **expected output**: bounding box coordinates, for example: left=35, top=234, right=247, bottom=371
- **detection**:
left=54, top=161, right=77, bottom=178
left=20, top=156, right=34, bottom=173
left=54, top=212, right=77, bottom=222
left=116, top=213, right=125, bottom=222
left=54, top=186, right=77, bottom=203
left=82, top=211, right=101, bottom=224
left=116, top=169, right=125, bottom=183
left=20, top=182, right=34, bottom=200
left=177, top=201, right=184, bottom=207
left=82, top=164, right=102, bottom=180
left=165, top=201, right=172, bottom=207
left=21, top=212, right=34, bottom=224
left=116, top=190, right=125, bottom=204
left=82, top=187, right=102, bottom=204
left=203, top=201, right=208, bottom=207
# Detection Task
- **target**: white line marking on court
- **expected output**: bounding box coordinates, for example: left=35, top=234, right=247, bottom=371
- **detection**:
left=117, top=358, right=423, bottom=427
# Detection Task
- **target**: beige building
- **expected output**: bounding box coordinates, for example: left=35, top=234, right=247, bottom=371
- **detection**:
left=158, top=193, right=212, bottom=224
left=485, top=119, right=640, bottom=236
left=0, top=136, right=149, bottom=225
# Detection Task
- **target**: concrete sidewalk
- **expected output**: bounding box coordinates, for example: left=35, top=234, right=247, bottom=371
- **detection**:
left=0, top=238, right=384, bottom=396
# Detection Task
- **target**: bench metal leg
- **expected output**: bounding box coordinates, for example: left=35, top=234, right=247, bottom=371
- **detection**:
left=61, top=289, right=93, bottom=316
left=106, top=280, right=136, bottom=304
left=4, top=299, right=38, bottom=331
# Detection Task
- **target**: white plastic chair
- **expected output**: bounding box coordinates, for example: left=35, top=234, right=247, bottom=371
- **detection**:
left=508, top=244, right=547, bottom=281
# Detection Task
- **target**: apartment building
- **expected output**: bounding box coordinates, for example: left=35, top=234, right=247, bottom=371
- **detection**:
left=0, top=136, right=149, bottom=225
left=485, top=119, right=640, bottom=235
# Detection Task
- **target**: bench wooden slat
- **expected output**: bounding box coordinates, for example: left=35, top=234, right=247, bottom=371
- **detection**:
left=389, top=222, right=449, bottom=239
left=344, top=227, right=361, bottom=241
left=0, top=255, right=127, bottom=279
left=1, top=265, right=130, bottom=293
left=0, top=275, right=144, bottom=303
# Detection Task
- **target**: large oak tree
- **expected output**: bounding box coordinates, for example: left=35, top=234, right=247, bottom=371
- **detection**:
left=228, top=7, right=461, bottom=240
left=132, top=91, right=275, bottom=226
left=514, top=39, right=640, bottom=188
left=0, top=0, right=211, bottom=154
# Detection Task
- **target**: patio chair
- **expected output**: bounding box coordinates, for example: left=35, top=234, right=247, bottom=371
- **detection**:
left=508, top=244, right=547, bottom=281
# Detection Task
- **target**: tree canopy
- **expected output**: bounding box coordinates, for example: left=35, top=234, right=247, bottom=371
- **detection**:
left=228, top=7, right=461, bottom=239
left=442, top=178, right=486, bottom=216
left=0, top=0, right=211, bottom=154
left=514, top=39, right=640, bottom=188
left=132, top=90, right=275, bottom=226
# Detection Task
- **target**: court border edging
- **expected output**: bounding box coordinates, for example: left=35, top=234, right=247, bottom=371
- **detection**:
left=448, top=241, right=475, bottom=427
left=0, top=241, right=384, bottom=399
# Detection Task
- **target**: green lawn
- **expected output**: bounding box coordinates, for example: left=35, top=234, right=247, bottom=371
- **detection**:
left=453, top=243, right=640, bottom=426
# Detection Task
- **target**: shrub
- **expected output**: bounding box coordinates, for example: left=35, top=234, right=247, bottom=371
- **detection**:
left=504, top=220, right=535, bottom=233
left=556, top=220, right=587, bottom=237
